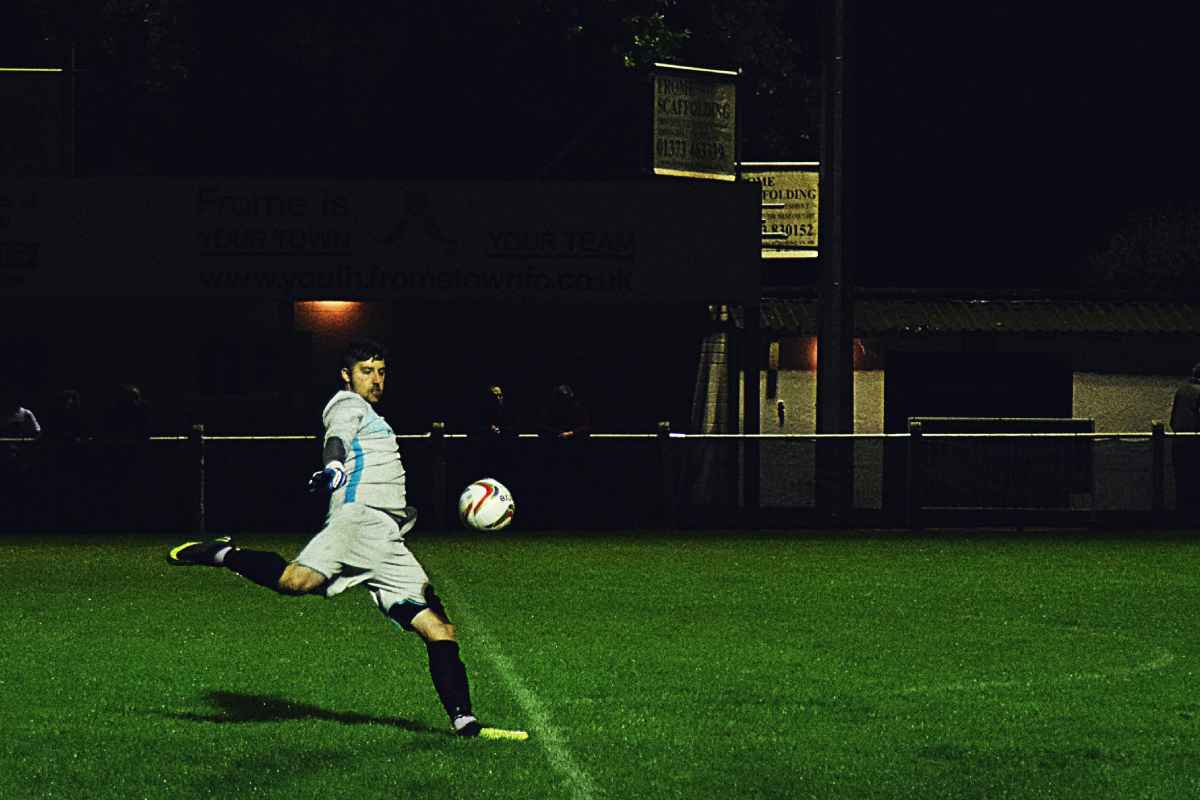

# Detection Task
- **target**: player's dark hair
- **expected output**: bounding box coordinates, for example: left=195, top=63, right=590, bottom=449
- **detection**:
left=342, top=338, right=389, bottom=373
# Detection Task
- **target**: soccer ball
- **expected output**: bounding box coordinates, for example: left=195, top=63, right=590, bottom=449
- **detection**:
left=458, top=478, right=516, bottom=531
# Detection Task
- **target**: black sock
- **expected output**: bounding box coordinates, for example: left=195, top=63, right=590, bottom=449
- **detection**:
left=223, top=548, right=288, bottom=591
left=427, top=640, right=473, bottom=720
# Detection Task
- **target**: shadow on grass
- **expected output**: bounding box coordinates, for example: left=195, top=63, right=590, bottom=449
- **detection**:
left=171, top=690, right=447, bottom=736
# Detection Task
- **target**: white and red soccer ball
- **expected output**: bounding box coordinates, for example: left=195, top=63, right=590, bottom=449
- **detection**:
left=458, top=478, right=516, bottom=531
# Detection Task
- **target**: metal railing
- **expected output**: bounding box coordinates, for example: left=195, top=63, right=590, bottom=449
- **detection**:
left=2, top=423, right=1197, bottom=532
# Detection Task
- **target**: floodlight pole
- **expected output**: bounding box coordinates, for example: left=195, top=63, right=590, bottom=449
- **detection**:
left=816, top=0, right=855, bottom=524
left=736, top=69, right=762, bottom=516
left=67, top=42, right=77, bottom=177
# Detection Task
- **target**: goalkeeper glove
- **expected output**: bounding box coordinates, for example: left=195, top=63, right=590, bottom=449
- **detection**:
left=307, top=461, right=348, bottom=493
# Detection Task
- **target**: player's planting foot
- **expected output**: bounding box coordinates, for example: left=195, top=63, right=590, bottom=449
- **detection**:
left=453, top=715, right=529, bottom=740
left=453, top=714, right=482, bottom=737
left=167, top=536, right=234, bottom=567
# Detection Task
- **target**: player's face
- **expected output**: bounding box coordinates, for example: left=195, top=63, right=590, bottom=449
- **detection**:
left=343, top=358, right=385, bottom=404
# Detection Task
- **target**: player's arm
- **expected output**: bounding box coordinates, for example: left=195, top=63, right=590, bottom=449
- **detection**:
left=323, top=436, right=347, bottom=465
left=307, top=396, right=364, bottom=492
left=307, top=436, right=348, bottom=492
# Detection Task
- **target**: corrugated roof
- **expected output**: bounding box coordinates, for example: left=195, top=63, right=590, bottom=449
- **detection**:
left=750, top=297, right=1200, bottom=335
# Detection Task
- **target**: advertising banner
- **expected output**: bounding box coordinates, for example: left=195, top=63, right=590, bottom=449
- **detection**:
left=740, top=162, right=819, bottom=259
left=651, top=64, right=738, bottom=182
left=0, top=178, right=760, bottom=303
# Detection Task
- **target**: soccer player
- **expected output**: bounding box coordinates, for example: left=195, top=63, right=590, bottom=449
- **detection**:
left=169, top=338, right=497, bottom=738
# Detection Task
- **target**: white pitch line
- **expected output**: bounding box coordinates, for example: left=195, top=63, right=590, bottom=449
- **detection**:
left=445, top=584, right=599, bottom=800
left=897, top=647, right=1175, bottom=695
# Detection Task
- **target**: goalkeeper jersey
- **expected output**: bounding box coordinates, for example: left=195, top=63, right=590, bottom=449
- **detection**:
left=321, top=390, right=408, bottom=519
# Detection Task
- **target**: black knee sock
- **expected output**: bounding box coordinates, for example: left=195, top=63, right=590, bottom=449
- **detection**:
left=223, top=548, right=288, bottom=591
left=427, top=640, right=473, bottom=720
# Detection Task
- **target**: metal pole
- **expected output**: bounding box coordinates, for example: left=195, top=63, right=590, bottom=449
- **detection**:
left=431, top=421, right=447, bottom=530
left=1152, top=421, right=1165, bottom=527
left=816, top=0, right=855, bottom=525
left=191, top=424, right=205, bottom=533
left=743, top=303, right=761, bottom=515
left=907, top=420, right=922, bottom=531
left=723, top=306, right=741, bottom=507
left=65, top=42, right=78, bottom=177
left=658, top=420, right=677, bottom=530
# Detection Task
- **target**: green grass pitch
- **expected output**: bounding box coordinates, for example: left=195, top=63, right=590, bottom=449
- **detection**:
left=2, top=530, right=1199, bottom=799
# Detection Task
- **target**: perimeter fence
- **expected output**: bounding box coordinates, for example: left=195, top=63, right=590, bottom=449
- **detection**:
left=0, top=424, right=1196, bottom=533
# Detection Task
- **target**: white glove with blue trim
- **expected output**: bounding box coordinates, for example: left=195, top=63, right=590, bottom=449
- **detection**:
left=307, top=460, right=348, bottom=493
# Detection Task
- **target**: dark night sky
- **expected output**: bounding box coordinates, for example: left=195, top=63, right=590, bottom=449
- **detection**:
left=175, top=3, right=1199, bottom=292
left=851, top=6, right=1200, bottom=290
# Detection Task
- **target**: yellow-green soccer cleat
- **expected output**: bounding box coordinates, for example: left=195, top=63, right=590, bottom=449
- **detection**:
left=478, top=727, right=530, bottom=741
left=167, top=536, right=233, bottom=566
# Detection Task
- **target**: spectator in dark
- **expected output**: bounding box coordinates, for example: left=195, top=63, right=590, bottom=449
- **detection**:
left=1, top=390, right=41, bottom=469
left=540, top=384, right=591, bottom=442
left=1170, top=363, right=1200, bottom=524
left=477, top=384, right=517, bottom=484
left=105, top=384, right=150, bottom=440
left=1, top=391, right=40, bottom=474
left=537, top=385, right=592, bottom=528
left=41, top=389, right=86, bottom=443
left=1, top=396, right=41, bottom=441
left=37, top=389, right=87, bottom=530
left=481, top=384, right=510, bottom=437
left=0, top=392, right=40, bottom=530
left=97, top=384, right=152, bottom=530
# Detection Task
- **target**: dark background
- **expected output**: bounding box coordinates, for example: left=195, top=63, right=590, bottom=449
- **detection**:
left=6, top=2, right=1199, bottom=294
left=4, top=3, right=1199, bottom=531
left=852, top=6, right=1200, bottom=292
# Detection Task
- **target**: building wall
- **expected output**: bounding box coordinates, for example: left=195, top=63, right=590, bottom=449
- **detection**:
left=755, top=370, right=1182, bottom=434
left=746, top=369, right=1183, bottom=511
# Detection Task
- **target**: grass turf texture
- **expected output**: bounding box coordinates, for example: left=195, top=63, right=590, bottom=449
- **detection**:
left=2, top=532, right=1199, bottom=799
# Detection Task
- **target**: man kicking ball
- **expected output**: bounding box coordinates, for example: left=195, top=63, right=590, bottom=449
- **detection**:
left=169, top=337, right=525, bottom=741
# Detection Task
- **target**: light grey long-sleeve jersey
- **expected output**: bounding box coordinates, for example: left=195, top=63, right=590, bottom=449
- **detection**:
left=321, top=390, right=408, bottom=518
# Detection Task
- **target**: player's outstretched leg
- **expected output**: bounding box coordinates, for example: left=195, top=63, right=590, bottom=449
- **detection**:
left=167, top=536, right=234, bottom=566
left=223, top=547, right=292, bottom=591
left=167, top=537, right=296, bottom=593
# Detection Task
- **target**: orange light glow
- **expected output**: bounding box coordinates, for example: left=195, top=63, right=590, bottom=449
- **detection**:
left=796, top=336, right=868, bottom=371
left=307, top=301, right=357, bottom=313
left=294, top=301, right=366, bottom=334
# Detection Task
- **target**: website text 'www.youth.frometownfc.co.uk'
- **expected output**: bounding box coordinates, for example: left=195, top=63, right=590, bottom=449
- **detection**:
left=197, top=264, right=635, bottom=294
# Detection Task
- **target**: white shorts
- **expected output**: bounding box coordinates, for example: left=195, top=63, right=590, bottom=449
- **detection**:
left=294, top=503, right=429, bottom=618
